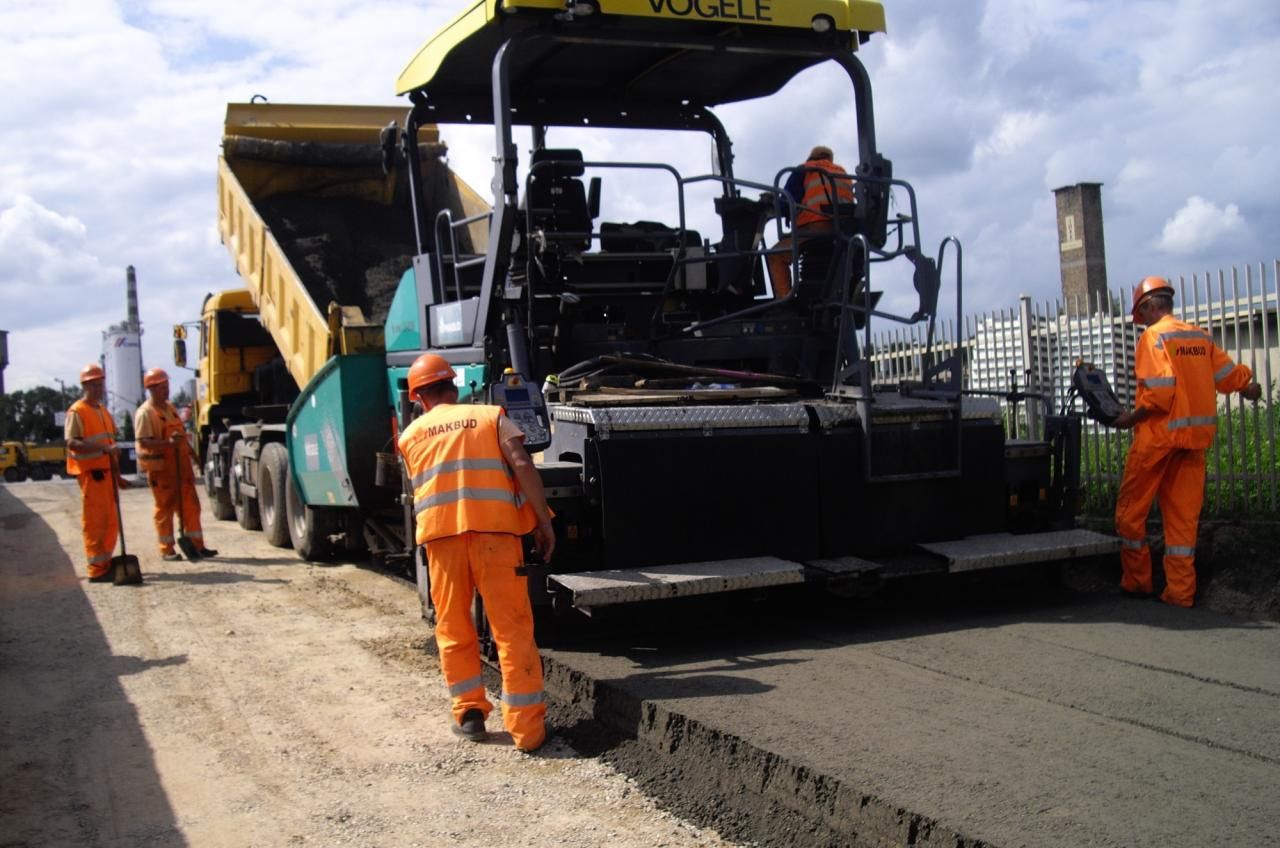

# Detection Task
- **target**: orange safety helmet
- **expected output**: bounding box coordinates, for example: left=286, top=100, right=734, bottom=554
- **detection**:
left=79, top=363, right=105, bottom=384
left=407, top=353, right=457, bottom=395
left=1132, top=276, right=1175, bottom=321
left=143, top=367, right=169, bottom=388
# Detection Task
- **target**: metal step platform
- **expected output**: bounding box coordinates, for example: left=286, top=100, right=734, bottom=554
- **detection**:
left=918, top=528, right=1119, bottom=573
left=549, top=556, right=805, bottom=611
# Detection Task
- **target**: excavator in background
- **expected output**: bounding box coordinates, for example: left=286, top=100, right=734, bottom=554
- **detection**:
left=188, top=0, right=1115, bottom=622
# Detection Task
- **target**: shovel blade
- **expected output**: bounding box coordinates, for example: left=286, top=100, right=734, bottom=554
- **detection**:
left=177, top=536, right=201, bottom=562
left=112, top=554, right=143, bottom=586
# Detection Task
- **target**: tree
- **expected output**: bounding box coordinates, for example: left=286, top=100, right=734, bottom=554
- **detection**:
left=0, top=385, right=78, bottom=442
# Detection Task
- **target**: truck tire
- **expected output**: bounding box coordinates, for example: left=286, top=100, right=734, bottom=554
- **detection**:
left=257, top=442, right=293, bottom=548
left=29, top=465, right=52, bottom=482
left=285, top=465, right=333, bottom=561
left=208, top=436, right=235, bottom=521
left=231, top=441, right=261, bottom=531
left=4, top=466, right=25, bottom=483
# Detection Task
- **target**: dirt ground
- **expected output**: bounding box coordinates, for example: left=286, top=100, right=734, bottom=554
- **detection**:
left=0, top=480, right=737, bottom=848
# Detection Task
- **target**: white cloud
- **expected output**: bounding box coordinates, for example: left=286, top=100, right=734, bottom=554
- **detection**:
left=1156, top=196, right=1247, bottom=256
left=1, top=0, right=1279, bottom=392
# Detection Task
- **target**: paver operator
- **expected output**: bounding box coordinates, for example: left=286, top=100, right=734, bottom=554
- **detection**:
left=766, top=145, right=856, bottom=298
left=64, top=363, right=129, bottom=583
left=1106, top=276, right=1262, bottom=607
left=135, top=368, right=216, bottom=560
left=397, top=353, right=556, bottom=752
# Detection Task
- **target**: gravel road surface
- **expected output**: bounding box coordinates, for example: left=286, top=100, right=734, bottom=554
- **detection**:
left=0, top=481, right=735, bottom=848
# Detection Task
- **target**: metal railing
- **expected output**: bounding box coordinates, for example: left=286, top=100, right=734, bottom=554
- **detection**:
left=868, top=260, right=1280, bottom=517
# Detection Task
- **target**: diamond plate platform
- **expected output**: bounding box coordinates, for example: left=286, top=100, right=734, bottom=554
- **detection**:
left=549, top=557, right=805, bottom=609
left=919, top=529, right=1120, bottom=573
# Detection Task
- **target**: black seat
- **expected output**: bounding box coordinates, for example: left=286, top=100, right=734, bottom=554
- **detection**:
left=528, top=148, right=592, bottom=252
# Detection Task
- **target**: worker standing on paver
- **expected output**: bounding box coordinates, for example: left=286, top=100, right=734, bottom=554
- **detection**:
left=766, top=145, right=856, bottom=298
left=397, top=353, right=555, bottom=751
left=135, top=368, right=216, bottom=560
left=1107, top=276, right=1262, bottom=606
left=64, top=363, right=127, bottom=583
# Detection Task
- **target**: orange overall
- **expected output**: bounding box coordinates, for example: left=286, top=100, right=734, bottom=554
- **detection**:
left=135, top=399, right=204, bottom=555
left=398, top=404, right=545, bottom=750
left=65, top=399, right=119, bottom=580
left=767, top=158, right=856, bottom=298
left=1115, top=314, right=1252, bottom=606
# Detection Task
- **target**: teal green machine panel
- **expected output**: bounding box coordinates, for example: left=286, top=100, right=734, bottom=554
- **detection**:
left=287, top=353, right=390, bottom=509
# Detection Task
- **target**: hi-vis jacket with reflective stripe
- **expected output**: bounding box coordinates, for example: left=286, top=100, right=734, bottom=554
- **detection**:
left=65, top=399, right=116, bottom=475
left=795, top=159, right=856, bottom=229
left=136, top=399, right=185, bottom=473
left=398, top=404, right=537, bottom=544
left=1134, top=313, right=1253, bottom=450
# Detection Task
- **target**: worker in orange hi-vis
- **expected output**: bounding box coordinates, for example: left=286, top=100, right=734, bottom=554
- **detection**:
left=397, top=354, right=555, bottom=752
left=765, top=145, right=856, bottom=299
left=1106, top=277, right=1262, bottom=607
left=64, top=363, right=129, bottom=583
left=134, top=368, right=216, bottom=561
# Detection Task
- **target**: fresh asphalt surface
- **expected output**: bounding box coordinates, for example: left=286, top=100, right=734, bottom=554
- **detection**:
left=539, top=577, right=1280, bottom=848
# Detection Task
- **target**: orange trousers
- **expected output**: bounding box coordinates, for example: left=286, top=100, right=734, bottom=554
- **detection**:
left=765, top=222, right=835, bottom=298
left=1115, top=443, right=1206, bottom=607
left=78, top=472, right=120, bottom=579
left=425, top=531, right=545, bottom=751
left=147, top=464, right=204, bottom=555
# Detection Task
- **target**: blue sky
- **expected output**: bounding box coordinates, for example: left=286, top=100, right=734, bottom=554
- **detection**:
left=1, top=0, right=1277, bottom=391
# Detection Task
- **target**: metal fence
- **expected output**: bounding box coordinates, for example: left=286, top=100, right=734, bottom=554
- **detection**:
left=867, top=260, right=1280, bottom=518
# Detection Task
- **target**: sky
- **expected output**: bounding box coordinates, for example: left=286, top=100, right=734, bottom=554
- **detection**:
left=1, top=0, right=1277, bottom=392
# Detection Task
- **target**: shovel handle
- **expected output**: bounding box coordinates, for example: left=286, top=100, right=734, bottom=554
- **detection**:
left=109, top=452, right=129, bottom=558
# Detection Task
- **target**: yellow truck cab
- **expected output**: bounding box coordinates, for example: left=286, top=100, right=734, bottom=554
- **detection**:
left=1, top=441, right=68, bottom=483
left=177, top=288, right=293, bottom=519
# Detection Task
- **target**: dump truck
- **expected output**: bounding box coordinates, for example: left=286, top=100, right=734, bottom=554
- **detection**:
left=193, top=1, right=1116, bottom=622
left=179, top=103, right=490, bottom=559
left=0, top=441, right=67, bottom=483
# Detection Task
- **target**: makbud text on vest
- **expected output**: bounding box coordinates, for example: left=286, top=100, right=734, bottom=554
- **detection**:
left=648, top=0, right=773, bottom=22
left=427, top=418, right=478, bottom=438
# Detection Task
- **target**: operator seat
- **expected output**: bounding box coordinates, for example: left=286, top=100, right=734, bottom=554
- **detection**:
left=527, top=148, right=592, bottom=252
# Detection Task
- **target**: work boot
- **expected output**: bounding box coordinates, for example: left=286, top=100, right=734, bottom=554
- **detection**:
left=161, top=551, right=182, bottom=562
left=88, top=572, right=114, bottom=583
left=451, top=709, right=487, bottom=743
left=197, top=548, right=218, bottom=558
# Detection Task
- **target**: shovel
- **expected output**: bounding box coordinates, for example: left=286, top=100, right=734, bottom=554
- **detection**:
left=109, top=454, right=143, bottom=586
left=173, top=435, right=201, bottom=562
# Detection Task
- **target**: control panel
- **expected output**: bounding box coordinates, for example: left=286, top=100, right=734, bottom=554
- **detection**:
left=1071, top=361, right=1123, bottom=425
left=491, top=372, right=552, bottom=453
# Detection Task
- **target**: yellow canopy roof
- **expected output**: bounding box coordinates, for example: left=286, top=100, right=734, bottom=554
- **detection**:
left=396, top=0, right=887, bottom=114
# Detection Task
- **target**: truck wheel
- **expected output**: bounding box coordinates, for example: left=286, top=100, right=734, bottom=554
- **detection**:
left=2, top=467, right=19, bottom=483
left=29, top=465, right=52, bottom=482
left=231, top=442, right=261, bottom=531
left=208, top=437, right=235, bottom=521
left=257, top=442, right=293, bottom=548
left=285, top=466, right=333, bottom=561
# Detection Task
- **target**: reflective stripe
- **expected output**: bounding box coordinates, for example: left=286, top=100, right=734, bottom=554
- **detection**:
left=77, top=450, right=105, bottom=460
left=1120, top=536, right=1145, bottom=550
left=1143, top=376, right=1176, bottom=388
left=89, top=553, right=112, bottom=565
left=1155, top=329, right=1210, bottom=350
left=448, top=675, right=484, bottom=696
left=1214, top=364, right=1235, bottom=383
left=1167, top=416, right=1217, bottom=430
left=1166, top=545, right=1196, bottom=557
left=502, top=690, right=545, bottom=708
left=85, top=432, right=112, bottom=443
left=411, top=458, right=508, bottom=489
left=415, top=487, right=526, bottom=515
left=183, top=531, right=203, bottom=540
left=159, top=535, right=175, bottom=544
